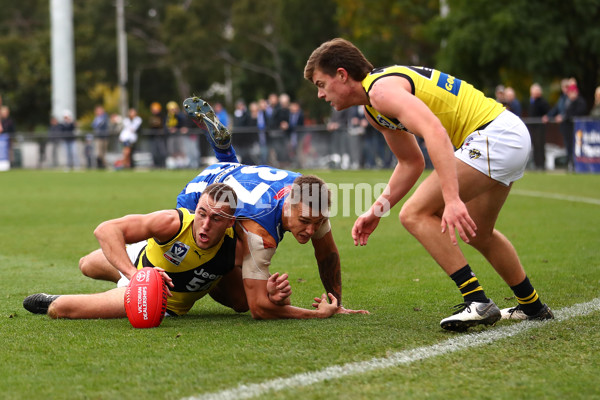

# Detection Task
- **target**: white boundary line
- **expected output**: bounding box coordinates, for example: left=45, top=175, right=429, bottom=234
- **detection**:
left=184, top=298, right=600, bottom=400
left=511, top=189, right=600, bottom=206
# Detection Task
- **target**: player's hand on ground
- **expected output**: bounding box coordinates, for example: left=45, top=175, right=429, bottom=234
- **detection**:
left=440, top=199, right=477, bottom=245
left=267, top=272, right=292, bottom=305
left=336, top=306, right=370, bottom=315
left=155, top=267, right=174, bottom=297
left=312, top=297, right=370, bottom=315
left=352, top=211, right=381, bottom=246
left=312, top=293, right=339, bottom=318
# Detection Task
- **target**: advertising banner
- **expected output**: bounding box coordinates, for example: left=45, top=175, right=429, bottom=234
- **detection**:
left=0, top=133, right=10, bottom=171
left=574, top=119, right=600, bottom=173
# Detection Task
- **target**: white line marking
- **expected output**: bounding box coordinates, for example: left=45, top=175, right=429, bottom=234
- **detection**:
left=184, top=298, right=600, bottom=400
left=512, top=189, right=600, bottom=206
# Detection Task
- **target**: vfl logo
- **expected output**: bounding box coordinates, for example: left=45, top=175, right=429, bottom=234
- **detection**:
left=164, top=242, right=190, bottom=266
left=469, top=149, right=482, bottom=159
left=437, top=72, right=461, bottom=96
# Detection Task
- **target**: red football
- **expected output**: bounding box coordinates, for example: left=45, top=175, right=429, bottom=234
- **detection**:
left=124, top=267, right=168, bottom=329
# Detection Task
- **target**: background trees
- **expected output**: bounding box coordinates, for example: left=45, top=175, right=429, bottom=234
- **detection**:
left=432, top=0, right=600, bottom=107
left=0, top=0, right=598, bottom=130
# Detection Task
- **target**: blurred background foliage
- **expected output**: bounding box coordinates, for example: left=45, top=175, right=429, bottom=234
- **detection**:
left=0, top=0, right=598, bottom=129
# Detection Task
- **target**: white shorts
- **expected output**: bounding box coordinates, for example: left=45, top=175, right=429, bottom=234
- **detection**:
left=116, top=240, right=148, bottom=288
left=455, top=110, right=531, bottom=186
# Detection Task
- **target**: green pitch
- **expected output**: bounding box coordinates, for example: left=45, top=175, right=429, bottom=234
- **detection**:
left=1, top=169, right=599, bottom=399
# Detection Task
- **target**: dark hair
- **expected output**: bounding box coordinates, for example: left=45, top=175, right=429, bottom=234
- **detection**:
left=288, top=175, right=331, bottom=217
left=202, top=183, right=238, bottom=218
left=304, top=38, right=374, bottom=82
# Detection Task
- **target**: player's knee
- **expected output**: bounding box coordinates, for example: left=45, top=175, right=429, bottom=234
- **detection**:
left=79, top=256, right=90, bottom=276
left=399, top=203, right=418, bottom=232
left=232, top=305, right=249, bottom=313
left=226, top=293, right=249, bottom=313
left=232, top=302, right=249, bottom=313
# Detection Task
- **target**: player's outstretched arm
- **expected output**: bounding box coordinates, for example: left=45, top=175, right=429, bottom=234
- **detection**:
left=311, top=229, right=342, bottom=304
left=94, top=210, right=181, bottom=280
left=310, top=225, right=369, bottom=314
left=243, top=278, right=337, bottom=320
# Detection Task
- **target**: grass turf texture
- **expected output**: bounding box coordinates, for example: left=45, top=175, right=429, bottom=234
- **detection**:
left=0, top=169, right=599, bottom=399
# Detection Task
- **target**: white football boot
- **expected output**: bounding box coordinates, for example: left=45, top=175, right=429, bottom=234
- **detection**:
left=440, top=300, right=501, bottom=332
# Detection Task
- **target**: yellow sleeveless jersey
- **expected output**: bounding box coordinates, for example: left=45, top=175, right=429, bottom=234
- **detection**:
left=134, top=208, right=236, bottom=315
left=362, top=66, right=505, bottom=148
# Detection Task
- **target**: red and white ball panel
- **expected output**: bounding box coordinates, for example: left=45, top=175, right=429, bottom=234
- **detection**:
left=124, top=267, right=168, bottom=329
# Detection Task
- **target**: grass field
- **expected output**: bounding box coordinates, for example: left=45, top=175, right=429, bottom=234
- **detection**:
left=0, top=168, right=599, bottom=400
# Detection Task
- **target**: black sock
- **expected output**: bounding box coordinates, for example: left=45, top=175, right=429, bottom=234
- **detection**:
left=450, top=265, right=488, bottom=303
left=510, top=276, right=543, bottom=315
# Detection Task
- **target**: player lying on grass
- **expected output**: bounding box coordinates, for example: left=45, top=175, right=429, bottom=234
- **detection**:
left=23, top=183, right=339, bottom=319
left=304, top=38, right=553, bottom=331
left=172, top=97, right=368, bottom=319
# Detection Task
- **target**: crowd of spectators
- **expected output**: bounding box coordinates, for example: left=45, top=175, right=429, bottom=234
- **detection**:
left=224, top=93, right=395, bottom=170
left=495, top=79, right=590, bottom=171
left=1, top=80, right=600, bottom=171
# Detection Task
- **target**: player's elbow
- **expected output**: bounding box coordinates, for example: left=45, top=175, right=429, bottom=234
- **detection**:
left=79, top=254, right=93, bottom=277
left=249, top=310, right=266, bottom=320
left=93, top=222, right=109, bottom=242
left=248, top=305, right=269, bottom=320
left=248, top=301, right=278, bottom=320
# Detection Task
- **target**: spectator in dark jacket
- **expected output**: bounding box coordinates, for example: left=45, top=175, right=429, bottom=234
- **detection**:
left=528, top=83, right=550, bottom=170
left=562, top=83, right=588, bottom=170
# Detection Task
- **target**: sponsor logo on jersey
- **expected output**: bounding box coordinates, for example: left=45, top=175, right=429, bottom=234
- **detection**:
left=377, top=115, right=398, bottom=130
left=463, top=136, right=473, bottom=147
left=274, top=185, right=292, bottom=200
left=164, top=241, right=190, bottom=266
left=185, top=268, right=223, bottom=292
left=437, top=72, right=461, bottom=96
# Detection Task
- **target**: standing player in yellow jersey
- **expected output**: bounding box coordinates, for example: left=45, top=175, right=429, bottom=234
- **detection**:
left=305, top=38, right=553, bottom=331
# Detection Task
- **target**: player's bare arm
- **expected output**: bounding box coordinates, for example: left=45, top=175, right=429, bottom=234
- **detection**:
left=369, top=78, right=477, bottom=244
left=312, top=225, right=369, bottom=314
left=236, top=219, right=337, bottom=319
left=243, top=278, right=337, bottom=320
left=266, top=272, right=292, bottom=305
left=352, top=113, right=423, bottom=246
left=311, top=230, right=342, bottom=303
left=94, top=210, right=181, bottom=280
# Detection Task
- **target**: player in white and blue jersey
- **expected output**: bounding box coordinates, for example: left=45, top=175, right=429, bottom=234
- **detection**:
left=176, top=98, right=369, bottom=319
left=177, top=162, right=299, bottom=245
